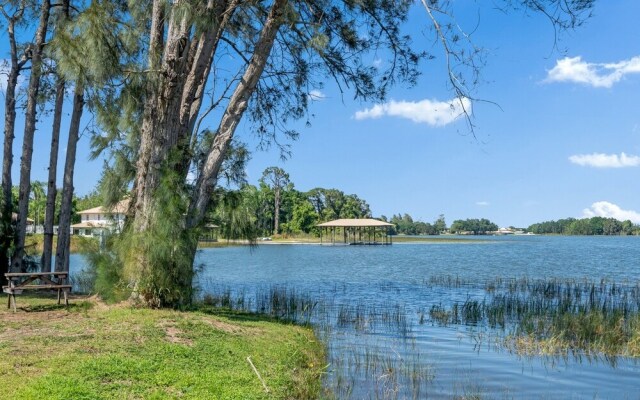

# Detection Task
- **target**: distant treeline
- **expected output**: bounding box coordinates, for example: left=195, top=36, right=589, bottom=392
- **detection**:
left=449, top=218, right=499, bottom=235
left=211, top=176, right=372, bottom=238
left=66, top=168, right=373, bottom=238
left=380, top=214, right=447, bottom=235
left=527, top=217, right=640, bottom=236
left=73, top=166, right=640, bottom=237
left=380, top=215, right=500, bottom=236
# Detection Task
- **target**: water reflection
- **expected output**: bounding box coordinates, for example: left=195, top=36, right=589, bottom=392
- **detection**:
left=71, top=236, right=640, bottom=398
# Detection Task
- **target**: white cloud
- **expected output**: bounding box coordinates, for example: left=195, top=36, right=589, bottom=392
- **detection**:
left=308, top=89, right=326, bottom=100
left=568, top=152, right=640, bottom=168
left=546, top=56, right=640, bottom=88
left=354, top=97, right=471, bottom=127
left=582, top=201, right=640, bottom=223
left=476, top=201, right=490, bottom=206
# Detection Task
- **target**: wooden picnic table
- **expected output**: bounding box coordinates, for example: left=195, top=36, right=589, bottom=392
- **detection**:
left=3, top=272, right=71, bottom=312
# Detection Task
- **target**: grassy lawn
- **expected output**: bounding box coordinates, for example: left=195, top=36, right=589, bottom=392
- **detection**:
left=0, top=295, right=325, bottom=399
left=25, top=234, right=98, bottom=255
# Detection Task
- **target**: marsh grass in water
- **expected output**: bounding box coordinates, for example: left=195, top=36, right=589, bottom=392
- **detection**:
left=201, top=276, right=640, bottom=398
left=426, top=276, right=640, bottom=359
left=203, top=285, right=318, bottom=323
left=200, top=284, right=429, bottom=398
left=325, top=343, right=435, bottom=400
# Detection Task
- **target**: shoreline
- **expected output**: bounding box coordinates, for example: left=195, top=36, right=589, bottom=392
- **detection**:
left=198, top=236, right=487, bottom=247
left=0, top=294, right=325, bottom=398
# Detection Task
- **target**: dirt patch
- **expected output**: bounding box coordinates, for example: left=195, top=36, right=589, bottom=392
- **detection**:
left=1, top=310, right=61, bottom=322
left=158, top=320, right=193, bottom=346
left=0, top=312, right=97, bottom=345
left=80, top=295, right=108, bottom=311
left=199, top=316, right=260, bottom=335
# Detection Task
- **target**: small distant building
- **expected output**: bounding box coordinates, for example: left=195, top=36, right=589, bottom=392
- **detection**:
left=200, top=223, right=219, bottom=242
left=317, top=218, right=394, bottom=245
left=71, top=199, right=129, bottom=237
left=1, top=212, right=35, bottom=233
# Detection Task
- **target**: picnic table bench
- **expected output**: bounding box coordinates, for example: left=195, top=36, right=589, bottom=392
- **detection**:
left=3, top=272, right=71, bottom=312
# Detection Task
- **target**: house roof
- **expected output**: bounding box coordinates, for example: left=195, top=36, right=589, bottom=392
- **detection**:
left=77, top=199, right=130, bottom=215
left=2, top=213, right=34, bottom=223
left=317, top=218, right=394, bottom=228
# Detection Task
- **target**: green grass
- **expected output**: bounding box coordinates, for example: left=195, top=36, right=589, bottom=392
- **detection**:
left=0, top=294, right=325, bottom=399
left=25, top=234, right=98, bottom=255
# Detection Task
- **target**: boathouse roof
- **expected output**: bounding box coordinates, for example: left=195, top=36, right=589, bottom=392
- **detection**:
left=316, top=218, right=394, bottom=228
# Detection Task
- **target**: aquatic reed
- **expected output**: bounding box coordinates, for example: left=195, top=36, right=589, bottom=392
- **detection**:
left=426, top=276, right=640, bottom=357
left=199, top=275, right=640, bottom=398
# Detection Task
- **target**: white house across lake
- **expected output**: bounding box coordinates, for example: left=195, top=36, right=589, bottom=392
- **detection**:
left=71, top=199, right=129, bottom=237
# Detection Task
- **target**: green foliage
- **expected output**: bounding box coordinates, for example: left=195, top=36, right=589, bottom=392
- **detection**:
left=306, top=187, right=371, bottom=222
left=450, top=218, right=498, bottom=235
left=528, top=217, right=640, bottom=235
left=388, top=213, right=447, bottom=235
left=260, top=167, right=290, bottom=190
left=85, top=169, right=197, bottom=307
left=287, top=200, right=318, bottom=234
left=81, top=238, right=129, bottom=303
left=72, top=189, right=103, bottom=223
left=211, top=186, right=259, bottom=242
left=260, top=167, right=291, bottom=234
left=210, top=180, right=375, bottom=238
left=434, top=214, right=447, bottom=233
left=49, top=0, right=139, bottom=86
left=10, top=182, right=112, bottom=228
left=128, top=171, right=198, bottom=308
left=27, top=181, right=46, bottom=225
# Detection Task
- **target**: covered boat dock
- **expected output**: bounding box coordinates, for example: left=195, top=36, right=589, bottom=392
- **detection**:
left=317, top=219, right=394, bottom=245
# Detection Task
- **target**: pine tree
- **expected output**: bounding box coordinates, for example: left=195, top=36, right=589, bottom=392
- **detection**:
left=260, top=167, right=290, bottom=235
left=42, top=0, right=71, bottom=273
left=12, top=0, right=51, bottom=272
left=55, top=84, right=84, bottom=273
left=0, top=0, right=29, bottom=280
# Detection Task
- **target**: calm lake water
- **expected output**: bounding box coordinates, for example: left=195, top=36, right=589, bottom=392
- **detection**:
left=73, top=235, right=640, bottom=398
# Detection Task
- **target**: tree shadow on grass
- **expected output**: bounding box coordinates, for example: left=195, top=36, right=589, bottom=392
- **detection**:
left=5, top=293, right=93, bottom=313
left=195, top=305, right=301, bottom=325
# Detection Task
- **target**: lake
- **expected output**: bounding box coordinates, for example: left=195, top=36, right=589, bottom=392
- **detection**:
left=73, top=235, right=640, bottom=398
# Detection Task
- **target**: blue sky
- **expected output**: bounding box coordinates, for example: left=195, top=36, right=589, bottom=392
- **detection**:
left=2, top=1, right=640, bottom=228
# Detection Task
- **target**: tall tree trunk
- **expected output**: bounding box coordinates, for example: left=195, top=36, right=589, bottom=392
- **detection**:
left=55, top=84, right=84, bottom=273
left=42, top=78, right=65, bottom=272
left=42, top=0, right=69, bottom=273
left=1, top=3, right=28, bottom=283
left=125, top=0, right=286, bottom=305
left=134, top=0, right=238, bottom=234
left=187, top=0, right=288, bottom=230
left=274, top=188, right=280, bottom=235
left=12, top=0, right=51, bottom=272
left=176, top=0, right=239, bottom=176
